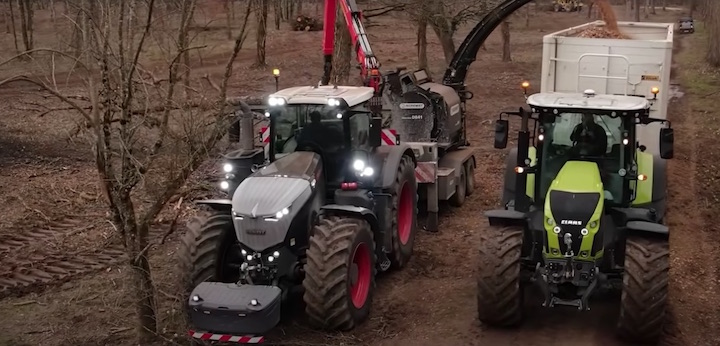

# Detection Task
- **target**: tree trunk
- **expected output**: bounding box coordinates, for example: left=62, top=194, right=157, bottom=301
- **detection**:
left=274, top=0, right=281, bottom=30
left=296, top=0, right=303, bottom=16
left=650, top=0, right=656, bottom=14
left=225, top=0, right=232, bottom=39
left=662, top=0, right=667, bottom=11
left=331, top=5, right=351, bottom=84
left=587, top=1, right=594, bottom=18
left=634, top=0, right=641, bottom=21
left=254, top=0, right=268, bottom=67
left=707, top=0, right=720, bottom=67
left=525, top=4, right=530, bottom=28
left=8, top=0, right=19, bottom=53
left=501, top=20, right=511, bottom=62
left=430, top=21, right=455, bottom=65
left=416, top=17, right=428, bottom=70
left=17, top=0, right=34, bottom=53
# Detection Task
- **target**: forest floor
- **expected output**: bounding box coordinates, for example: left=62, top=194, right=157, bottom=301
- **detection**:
left=0, top=3, right=718, bottom=346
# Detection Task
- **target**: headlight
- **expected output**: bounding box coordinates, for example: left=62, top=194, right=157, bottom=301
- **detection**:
left=266, top=206, right=290, bottom=221
left=268, top=97, right=286, bottom=106
left=220, top=181, right=229, bottom=190
left=353, top=159, right=366, bottom=171
left=223, top=163, right=233, bottom=173
left=361, top=167, right=374, bottom=177
left=327, top=98, right=341, bottom=106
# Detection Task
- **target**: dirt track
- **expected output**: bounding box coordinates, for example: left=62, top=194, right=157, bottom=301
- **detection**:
left=0, top=3, right=719, bottom=346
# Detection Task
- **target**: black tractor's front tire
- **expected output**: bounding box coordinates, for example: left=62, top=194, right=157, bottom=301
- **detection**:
left=389, top=155, right=418, bottom=269
left=177, top=212, right=240, bottom=293
left=476, top=226, right=524, bottom=327
left=303, top=216, right=377, bottom=331
left=616, top=236, right=669, bottom=344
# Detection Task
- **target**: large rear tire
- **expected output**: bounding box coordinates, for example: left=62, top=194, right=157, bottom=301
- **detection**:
left=616, top=236, right=669, bottom=344
left=303, top=216, right=376, bottom=331
left=389, top=155, right=418, bottom=269
left=177, top=212, right=241, bottom=293
left=476, top=226, right=524, bottom=327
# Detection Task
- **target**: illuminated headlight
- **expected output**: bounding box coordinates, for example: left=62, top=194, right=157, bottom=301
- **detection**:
left=361, top=167, right=374, bottom=176
left=538, top=134, right=544, bottom=141
left=264, top=112, right=271, bottom=117
left=267, top=256, right=275, bottom=262
left=327, top=98, right=341, bottom=106
left=273, top=251, right=280, bottom=257
left=191, top=295, right=200, bottom=302
left=353, top=159, right=366, bottom=171
left=270, top=207, right=291, bottom=220
left=223, top=163, right=233, bottom=173
left=220, top=181, right=230, bottom=190
left=246, top=255, right=253, bottom=261
left=622, top=138, right=629, bottom=145
left=241, top=249, right=247, bottom=255
left=268, top=97, right=286, bottom=106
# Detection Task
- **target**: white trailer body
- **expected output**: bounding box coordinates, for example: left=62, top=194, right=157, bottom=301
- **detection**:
left=540, top=20, right=674, bottom=155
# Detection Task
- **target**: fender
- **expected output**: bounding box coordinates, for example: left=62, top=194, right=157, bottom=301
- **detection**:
left=196, top=199, right=233, bottom=212
left=320, top=204, right=383, bottom=258
left=626, top=220, right=669, bottom=239
left=374, top=143, right=416, bottom=189
left=485, top=208, right=527, bottom=227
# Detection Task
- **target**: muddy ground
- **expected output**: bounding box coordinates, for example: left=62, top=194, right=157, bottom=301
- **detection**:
left=0, top=3, right=719, bottom=346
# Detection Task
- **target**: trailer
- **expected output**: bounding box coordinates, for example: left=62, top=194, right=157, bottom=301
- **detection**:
left=540, top=20, right=674, bottom=154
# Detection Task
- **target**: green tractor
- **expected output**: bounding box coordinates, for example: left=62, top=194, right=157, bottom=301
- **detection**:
left=478, top=87, right=674, bottom=343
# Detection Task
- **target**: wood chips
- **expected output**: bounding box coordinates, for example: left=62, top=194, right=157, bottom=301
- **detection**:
left=577, top=27, right=629, bottom=39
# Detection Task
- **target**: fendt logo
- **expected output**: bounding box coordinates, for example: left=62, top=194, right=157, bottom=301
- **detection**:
left=560, top=220, right=583, bottom=226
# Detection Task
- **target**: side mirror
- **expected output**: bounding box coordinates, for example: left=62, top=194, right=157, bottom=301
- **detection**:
left=494, top=119, right=509, bottom=149
left=659, top=128, right=674, bottom=159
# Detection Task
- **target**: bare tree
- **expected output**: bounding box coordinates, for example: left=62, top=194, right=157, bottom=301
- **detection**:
left=0, top=0, right=253, bottom=342
left=331, top=4, right=352, bottom=84
left=17, top=0, right=34, bottom=52
left=634, top=0, right=641, bottom=21
left=8, top=0, right=19, bottom=53
left=705, top=0, right=720, bottom=66
left=501, top=20, right=511, bottom=62
left=254, top=0, right=269, bottom=67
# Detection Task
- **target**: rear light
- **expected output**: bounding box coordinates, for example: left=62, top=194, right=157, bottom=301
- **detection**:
left=341, top=182, right=358, bottom=190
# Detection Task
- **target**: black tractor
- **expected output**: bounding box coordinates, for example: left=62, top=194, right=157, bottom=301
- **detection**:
left=178, top=85, right=419, bottom=341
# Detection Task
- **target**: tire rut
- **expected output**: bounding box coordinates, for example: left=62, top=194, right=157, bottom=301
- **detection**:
left=0, top=216, right=173, bottom=300
left=0, top=245, right=126, bottom=300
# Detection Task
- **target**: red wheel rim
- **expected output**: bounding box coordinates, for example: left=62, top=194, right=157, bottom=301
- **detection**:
left=350, top=242, right=371, bottom=309
left=397, top=182, right=413, bottom=245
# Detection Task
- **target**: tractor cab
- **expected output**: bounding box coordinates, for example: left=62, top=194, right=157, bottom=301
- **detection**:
left=263, top=85, right=382, bottom=192
left=494, top=88, right=674, bottom=210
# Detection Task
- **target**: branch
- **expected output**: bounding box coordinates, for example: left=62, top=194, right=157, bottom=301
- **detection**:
left=363, top=4, right=406, bottom=18
left=0, top=76, right=92, bottom=123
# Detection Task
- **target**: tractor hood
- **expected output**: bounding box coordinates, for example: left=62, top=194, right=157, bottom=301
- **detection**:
left=544, top=161, right=604, bottom=258
left=231, top=151, right=321, bottom=251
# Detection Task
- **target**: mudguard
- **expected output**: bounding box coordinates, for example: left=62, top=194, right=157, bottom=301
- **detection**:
left=373, top=144, right=416, bottom=189
left=320, top=204, right=380, bottom=232
left=320, top=204, right=383, bottom=258
left=196, top=199, right=233, bottom=212
left=626, top=221, right=669, bottom=237
left=485, top=208, right=527, bottom=227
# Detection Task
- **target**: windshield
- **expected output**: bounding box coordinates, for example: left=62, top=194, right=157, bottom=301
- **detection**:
left=540, top=112, right=626, bottom=204
left=272, top=104, right=372, bottom=156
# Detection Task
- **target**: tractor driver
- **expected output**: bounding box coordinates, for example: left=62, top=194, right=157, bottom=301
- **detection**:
left=297, top=110, right=344, bottom=152
left=570, top=114, right=608, bottom=157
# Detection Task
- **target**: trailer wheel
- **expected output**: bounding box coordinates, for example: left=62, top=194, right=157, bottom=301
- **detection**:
left=389, top=155, right=418, bottom=269
left=476, top=226, right=524, bottom=327
left=303, top=216, right=376, bottom=331
left=177, top=212, right=241, bottom=293
left=449, top=167, right=467, bottom=207
left=616, top=236, right=669, bottom=343
left=465, top=160, right=475, bottom=196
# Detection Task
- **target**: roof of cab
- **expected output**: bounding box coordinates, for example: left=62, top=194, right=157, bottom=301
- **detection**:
left=269, top=85, right=374, bottom=107
left=527, top=91, right=650, bottom=111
